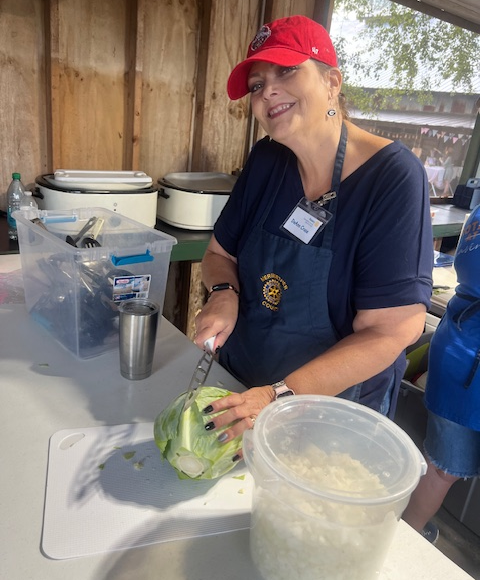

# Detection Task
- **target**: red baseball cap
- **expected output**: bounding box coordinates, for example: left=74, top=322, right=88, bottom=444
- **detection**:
left=227, top=15, right=338, bottom=100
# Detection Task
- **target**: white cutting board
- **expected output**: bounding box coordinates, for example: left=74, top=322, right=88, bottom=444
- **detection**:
left=42, top=423, right=253, bottom=560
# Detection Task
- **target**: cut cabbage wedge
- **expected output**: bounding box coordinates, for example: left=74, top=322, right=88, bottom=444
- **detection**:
left=154, top=386, right=243, bottom=480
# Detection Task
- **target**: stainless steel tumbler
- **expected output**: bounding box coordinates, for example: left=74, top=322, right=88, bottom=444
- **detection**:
left=118, top=298, right=159, bottom=380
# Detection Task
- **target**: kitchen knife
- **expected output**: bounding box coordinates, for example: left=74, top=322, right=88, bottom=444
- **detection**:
left=182, top=336, right=216, bottom=413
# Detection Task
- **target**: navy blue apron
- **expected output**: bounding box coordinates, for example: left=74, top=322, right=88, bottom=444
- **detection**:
left=220, top=124, right=361, bottom=403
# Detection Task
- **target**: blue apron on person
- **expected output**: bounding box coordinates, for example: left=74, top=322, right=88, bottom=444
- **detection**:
left=425, top=205, right=480, bottom=430
left=219, top=124, right=362, bottom=404
left=425, top=293, right=480, bottom=430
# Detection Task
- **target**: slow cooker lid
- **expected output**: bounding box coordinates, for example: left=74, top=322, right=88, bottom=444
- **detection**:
left=53, top=170, right=153, bottom=190
left=159, top=172, right=237, bottom=194
left=36, top=174, right=157, bottom=194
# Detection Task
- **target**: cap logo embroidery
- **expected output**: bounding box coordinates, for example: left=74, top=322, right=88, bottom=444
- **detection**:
left=251, top=25, right=271, bottom=51
left=312, top=46, right=319, bottom=55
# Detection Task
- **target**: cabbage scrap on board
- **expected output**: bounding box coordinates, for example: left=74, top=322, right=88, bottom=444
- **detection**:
left=154, top=386, right=242, bottom=480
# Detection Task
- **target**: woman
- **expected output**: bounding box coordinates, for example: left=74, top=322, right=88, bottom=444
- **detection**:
left=441, top=145, right=455, bottom=195
left=194, top=15, right=433, bottom=447
left=403, top=204, right=480, bottom=543
left=425, top=148, right=440, bottom=166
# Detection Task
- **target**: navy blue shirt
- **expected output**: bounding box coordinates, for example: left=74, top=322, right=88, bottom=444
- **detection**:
left=214, top=136, right=433, bottom=411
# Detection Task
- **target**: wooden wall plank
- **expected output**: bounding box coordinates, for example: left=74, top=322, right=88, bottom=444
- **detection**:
left=124, top=0, right=145, bottom=170
left=189, top=0, right=212, bottom=172
left=45, top=0, right=59, bottom=172
left=53, top=0, right=128, bottom=169
left=194, top=0, right=261, bottom=174
left=185, top=261, right=206, bottom=340
left=0, top=0, right=47, bottom=200
left=313, top=0, right=335, bottom=27
left=138, top=0, right=200, bottom=180
left=266, top=0, right=316, bottom=20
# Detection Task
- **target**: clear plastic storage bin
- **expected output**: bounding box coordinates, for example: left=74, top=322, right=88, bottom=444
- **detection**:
left=14, top=207, right=176, bottom=359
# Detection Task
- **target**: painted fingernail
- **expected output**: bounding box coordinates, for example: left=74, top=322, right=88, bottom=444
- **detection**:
left=232, top=454, right=241, bottom=462
left=217, top=432, right=228, bottom=442
left=205, top=421, right=215, bottom=431
left=203, top=405, right=214, bottom=414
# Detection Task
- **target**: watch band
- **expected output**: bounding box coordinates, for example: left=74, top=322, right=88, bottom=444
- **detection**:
left=208, top=283, right=240, bottom=300
left=271, top=380, right=295, bottom=400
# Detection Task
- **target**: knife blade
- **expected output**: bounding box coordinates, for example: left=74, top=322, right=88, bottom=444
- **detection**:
left=182, top=336, right=216, bottom=413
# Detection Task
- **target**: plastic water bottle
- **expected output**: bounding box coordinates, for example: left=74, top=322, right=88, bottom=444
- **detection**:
left=7, top=172, right=26, bottom=240
left=20, top=190, right=38, bottom=210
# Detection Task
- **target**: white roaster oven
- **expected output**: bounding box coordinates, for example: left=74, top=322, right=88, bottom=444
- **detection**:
left=157, top=172, right=237, bottom=230
left=35, top=170, right=158, bottom=228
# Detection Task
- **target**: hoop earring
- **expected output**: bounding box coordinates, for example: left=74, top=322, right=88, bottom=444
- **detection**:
left=327, top=108, right=336, bottom=117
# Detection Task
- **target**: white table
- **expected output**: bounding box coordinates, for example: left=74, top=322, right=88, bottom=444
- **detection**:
left=0, top=255, right=475, bottom=580
left=425, top=166, right=445, bottom=188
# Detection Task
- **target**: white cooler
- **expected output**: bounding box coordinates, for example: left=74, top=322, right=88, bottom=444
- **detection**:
left=35, top=170, right=159, bottom=228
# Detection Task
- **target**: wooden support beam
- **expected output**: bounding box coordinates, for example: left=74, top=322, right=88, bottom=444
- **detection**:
left=124, top=0, right=144, bottom=170
left=44, top=0, right=60, bottom=172
left=189, top=0, right=212, bottom=171
left=313, top=0, right=334, bottom=29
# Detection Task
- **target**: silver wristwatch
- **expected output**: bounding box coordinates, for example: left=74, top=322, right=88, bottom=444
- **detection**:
left=271, top=380, right=295, bottom=400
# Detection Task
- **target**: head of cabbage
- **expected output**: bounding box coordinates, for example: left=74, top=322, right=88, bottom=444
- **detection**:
left=153, top=386, right=243, bottom=480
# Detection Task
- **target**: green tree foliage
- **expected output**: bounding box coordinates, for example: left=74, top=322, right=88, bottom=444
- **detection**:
left=332, top=0, right=480, bottom=113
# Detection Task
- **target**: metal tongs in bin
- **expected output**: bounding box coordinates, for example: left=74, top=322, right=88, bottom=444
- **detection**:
left=182, top=336, right=216, bottom=412
left=65, top=216, right=98, bottom=247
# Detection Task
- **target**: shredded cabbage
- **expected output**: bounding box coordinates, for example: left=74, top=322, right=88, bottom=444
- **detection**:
left=153, top=386, right=242, bottom=480
left=250, top=448, right=399, bottom=580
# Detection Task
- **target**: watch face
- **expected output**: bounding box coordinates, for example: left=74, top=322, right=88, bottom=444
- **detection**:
left=273, top=382, right=294, bottom=399
left=277, top=389, right=294, bottom=398
left=209, top=283, right=239, bottom=298
left=212, top=283, right=231, bottom=291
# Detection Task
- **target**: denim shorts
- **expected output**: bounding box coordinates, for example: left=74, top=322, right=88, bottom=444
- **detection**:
left=424, top=410, right=480, bottom=478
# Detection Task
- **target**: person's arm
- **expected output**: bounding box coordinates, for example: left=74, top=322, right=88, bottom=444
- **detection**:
left=194, top=235, right=240, bottom=352
left=284, top=303, right=425, bottom=395
left=202, top=302, right=426, bottom=443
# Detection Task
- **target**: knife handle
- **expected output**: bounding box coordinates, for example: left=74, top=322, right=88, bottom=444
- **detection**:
left=204, top=336, right=216, bottom=354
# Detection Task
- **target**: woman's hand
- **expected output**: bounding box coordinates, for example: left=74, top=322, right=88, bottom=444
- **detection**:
left=202, top=386, right=274, bottom=459
left=194, top=290, right=239, bottom=351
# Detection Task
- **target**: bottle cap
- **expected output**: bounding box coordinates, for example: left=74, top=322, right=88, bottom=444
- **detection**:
left=12, top=172, right=21, bottom=179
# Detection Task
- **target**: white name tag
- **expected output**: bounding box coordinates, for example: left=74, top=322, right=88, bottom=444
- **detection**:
left=281, top=197, right=333, bottom=244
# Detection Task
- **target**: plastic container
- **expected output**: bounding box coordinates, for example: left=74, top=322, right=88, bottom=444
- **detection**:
left=7, top=172, right=26, bottom=239
left=14, top=206, right=176, bottom=359
left=243, top=396, right=426, bottom=580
